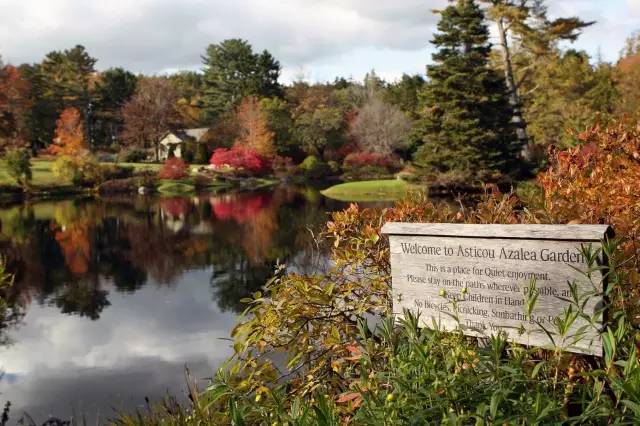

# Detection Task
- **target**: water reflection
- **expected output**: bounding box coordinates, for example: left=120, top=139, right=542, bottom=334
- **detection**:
left=0, top=186, right=346, bottom=423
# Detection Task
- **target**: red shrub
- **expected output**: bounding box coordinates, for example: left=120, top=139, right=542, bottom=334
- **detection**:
left=158, top=157, right=189, bottom=180
left=343, top=151, right=396, bottom=169
left=210, top=144, right=272, bottom=176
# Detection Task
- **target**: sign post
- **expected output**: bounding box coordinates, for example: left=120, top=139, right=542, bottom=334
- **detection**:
left=381, top=223, right=612, bottom=355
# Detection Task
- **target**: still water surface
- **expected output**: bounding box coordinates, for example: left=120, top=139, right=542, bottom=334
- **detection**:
left=0, top=186, right=357, bottom=423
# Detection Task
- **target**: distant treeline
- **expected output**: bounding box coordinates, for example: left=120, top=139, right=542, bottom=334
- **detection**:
left=0, top=0, right=639, bottom=180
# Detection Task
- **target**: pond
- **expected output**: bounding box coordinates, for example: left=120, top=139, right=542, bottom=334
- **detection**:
left=0, top=186, right=363, bottom=423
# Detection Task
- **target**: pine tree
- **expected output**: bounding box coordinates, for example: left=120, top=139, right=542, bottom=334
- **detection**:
left=414, top=0, right=521, bottom=177
left=202, top=39, right=282, bottom=120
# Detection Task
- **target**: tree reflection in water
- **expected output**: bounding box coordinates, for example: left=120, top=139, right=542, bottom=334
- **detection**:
left=0, top=187, right=340, bottom=324
left=0, top=187, right=359, bottom=423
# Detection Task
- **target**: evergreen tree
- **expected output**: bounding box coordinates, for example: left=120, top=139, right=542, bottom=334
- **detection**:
left=202, top=39, right=282, bottom=120
left=383, top=74, right=425, bottom=119
left=92, top=67, right=138, bottom=147
left=25, top=45, right=96, bottom=149
left=414, top=0, right=520, bottom=177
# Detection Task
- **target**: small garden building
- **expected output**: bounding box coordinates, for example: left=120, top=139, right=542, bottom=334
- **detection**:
left=158, top=128, right=209, bottom=161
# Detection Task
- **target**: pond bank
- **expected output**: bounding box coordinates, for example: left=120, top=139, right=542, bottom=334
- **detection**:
left=321, top=178, right=522, bottom=202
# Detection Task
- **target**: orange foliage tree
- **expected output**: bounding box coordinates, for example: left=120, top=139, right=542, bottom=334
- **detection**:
left=234, top=96, right=275, bottom=158
left=48, top=107, right=86, bottom=155
left=616, top=53, right=640, bottom=118
left=539, top=119, right=640, bottom=269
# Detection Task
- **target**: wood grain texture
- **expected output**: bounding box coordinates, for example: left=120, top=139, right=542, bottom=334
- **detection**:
left=382, top=223, right=612, bottom=241
left=384, top=223, right=610, bottom=356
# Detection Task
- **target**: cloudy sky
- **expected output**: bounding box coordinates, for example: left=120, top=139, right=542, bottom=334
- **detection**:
left=0, top=0, right=638, bottom=83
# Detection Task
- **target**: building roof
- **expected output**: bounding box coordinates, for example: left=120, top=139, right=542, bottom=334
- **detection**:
left=161, top=128, right=209, bottom=144
left=182, top=128, right=209, bottom=141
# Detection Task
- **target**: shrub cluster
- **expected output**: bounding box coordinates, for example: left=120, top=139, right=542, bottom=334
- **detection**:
left=4, top=148, right=32, bottom=189
left=210, top=145, right=272, bottom=176
left=343, top=151, right=397, bottom=169
left=158, top=157, right=189, bottom=180
left=52, top=154, right=104, bottom=187
left=101, top=164, right=134, bottom=181
left=120, top=148, right=148, bottom=163
left=342, top=151, right=401, bottom=179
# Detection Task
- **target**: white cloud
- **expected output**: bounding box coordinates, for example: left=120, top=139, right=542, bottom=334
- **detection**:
left=0, top=0, right=444, bottom=81
left=0, top=0, right=635, bottom=82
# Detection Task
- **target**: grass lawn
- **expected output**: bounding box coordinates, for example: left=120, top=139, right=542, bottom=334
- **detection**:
left=321, top=179, right=421, bottom=202
left=0, top=159, right=71, bottom=188
left=0, top=159, right=163, bottom=189
left=157, top=179, right=196, bottom=195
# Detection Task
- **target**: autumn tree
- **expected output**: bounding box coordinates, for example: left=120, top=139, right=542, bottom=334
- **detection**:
left=121, top=77, right=181, bottom=161
left=49, top=107, right=86, bottom=155
left=287, top=82, right=347, bottom=158
left=259, top=97, right=295, bottom=157
left=350, top=97, right=411, bottom=155
left=202, top=39, right=282, bottom=119
left=234, top=96, right=275, bottom=157
left=170, top=71, right=205, bottom=127
left=524, top=50, right=618, bottom=150
left=0, top=63, right=31, bottom=150
left=539, top=118, right=640, bottom=265
left=479, top=0, right=593, bottom=152
left=616, top=33, right=640, bottom=118
left=414, top=0, right=520, bottom=177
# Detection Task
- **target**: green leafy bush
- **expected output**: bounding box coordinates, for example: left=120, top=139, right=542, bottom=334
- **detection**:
left=4, top=148, right=32, bottom=188
left=101, top=164, right=134, bottom=181
left=120, top=149, right=148, bottom=163
left=52, top=154, right=104, bottom=187
left=298, top=155, right=332, bottom=179
left=327, top=160, right=341, bottom=175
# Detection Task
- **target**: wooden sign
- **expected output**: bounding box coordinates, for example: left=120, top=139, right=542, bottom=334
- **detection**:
left=381, top=223, right=612, bottom=355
